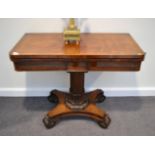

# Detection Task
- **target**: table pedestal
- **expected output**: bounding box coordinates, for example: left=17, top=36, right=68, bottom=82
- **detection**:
left=43, top=72, right=111, bottom=129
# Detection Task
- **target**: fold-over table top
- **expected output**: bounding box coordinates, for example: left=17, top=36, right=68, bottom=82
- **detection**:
left=10, top=33, right=145, bottom=60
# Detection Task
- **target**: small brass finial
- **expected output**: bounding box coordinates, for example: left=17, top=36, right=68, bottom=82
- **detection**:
left=64, top=18, right=80, bottom=45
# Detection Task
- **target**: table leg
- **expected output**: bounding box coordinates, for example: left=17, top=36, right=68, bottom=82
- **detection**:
left=43, top=72, right=111, bottom=129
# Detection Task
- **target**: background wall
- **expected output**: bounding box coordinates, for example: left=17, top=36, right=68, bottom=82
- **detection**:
left=0, top=18, right=155, bottom=96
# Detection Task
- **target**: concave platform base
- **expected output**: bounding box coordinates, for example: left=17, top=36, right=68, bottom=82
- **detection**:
left=43, top=72, right=111, bottom=129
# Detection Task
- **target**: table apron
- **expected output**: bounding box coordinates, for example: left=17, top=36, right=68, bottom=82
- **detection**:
left=13, top=58, right=143, bottom=71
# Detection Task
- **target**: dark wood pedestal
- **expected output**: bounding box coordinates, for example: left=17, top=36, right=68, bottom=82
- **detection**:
left=43, top=72, right=111, bottom=129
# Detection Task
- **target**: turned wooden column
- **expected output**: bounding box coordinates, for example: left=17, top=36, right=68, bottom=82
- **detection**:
left=70, top=72, right=85, bottom=95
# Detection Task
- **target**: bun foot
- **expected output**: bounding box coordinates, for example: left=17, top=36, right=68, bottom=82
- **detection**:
left=98, top=115, right=111, bottom=129
left=76, top=41, right=80, bottom=45
left=43, top=116, right=56, bottom=129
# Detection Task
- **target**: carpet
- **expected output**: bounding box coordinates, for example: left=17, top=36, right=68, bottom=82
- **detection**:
left=0, top=97, right=155, bottom=136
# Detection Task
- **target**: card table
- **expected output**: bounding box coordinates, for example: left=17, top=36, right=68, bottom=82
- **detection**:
left=10, top=33, right=145, bottom=129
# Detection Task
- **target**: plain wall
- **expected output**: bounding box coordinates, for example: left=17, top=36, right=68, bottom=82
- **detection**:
left=0, top=18, right=155, bottom=96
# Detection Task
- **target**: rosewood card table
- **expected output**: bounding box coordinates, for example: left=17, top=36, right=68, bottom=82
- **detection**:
left=10, top=33, right=145, bottom=129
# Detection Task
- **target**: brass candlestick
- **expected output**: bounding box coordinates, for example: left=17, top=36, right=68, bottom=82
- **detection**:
left=64, top=18, right=80, bottom=45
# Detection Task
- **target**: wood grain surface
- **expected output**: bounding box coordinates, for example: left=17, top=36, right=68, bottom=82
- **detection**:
left=10, top=33, right=145, bottom=72
left=10, top=33, right=145, bottom=59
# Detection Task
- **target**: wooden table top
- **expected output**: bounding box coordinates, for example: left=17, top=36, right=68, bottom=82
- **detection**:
left=10, top=33, right=145, bottom=60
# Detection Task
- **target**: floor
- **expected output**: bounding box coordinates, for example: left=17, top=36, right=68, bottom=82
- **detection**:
left=0, top=97, right=155, bottom=136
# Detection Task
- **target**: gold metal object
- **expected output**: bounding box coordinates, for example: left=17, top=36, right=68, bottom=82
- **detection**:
left=64, top=18, right=80, bottom=45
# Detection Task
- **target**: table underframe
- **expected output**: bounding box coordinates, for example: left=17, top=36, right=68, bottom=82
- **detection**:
left=43, top=72, right=111, bottom=129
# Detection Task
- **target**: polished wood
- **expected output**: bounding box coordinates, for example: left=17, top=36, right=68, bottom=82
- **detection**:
left=70, top=72, right=84, bottom=94
left=46, top=73, right=108, bottom=128
left=10, top=33, right=144, bottom=59
left=10, top=33, right=145, bottom=129
left=10, top=33, right=144, bottom=72
left=44, top=89, right=109, bottom=129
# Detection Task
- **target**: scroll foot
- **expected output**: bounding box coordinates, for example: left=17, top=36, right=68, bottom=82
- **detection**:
left=43, top=115, right=57, bottom=129
left=96, top=91, right=106, bottom=103
left=98, top=114, right=111, bottom=129
left=48, top=91, right=59, bottom=104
